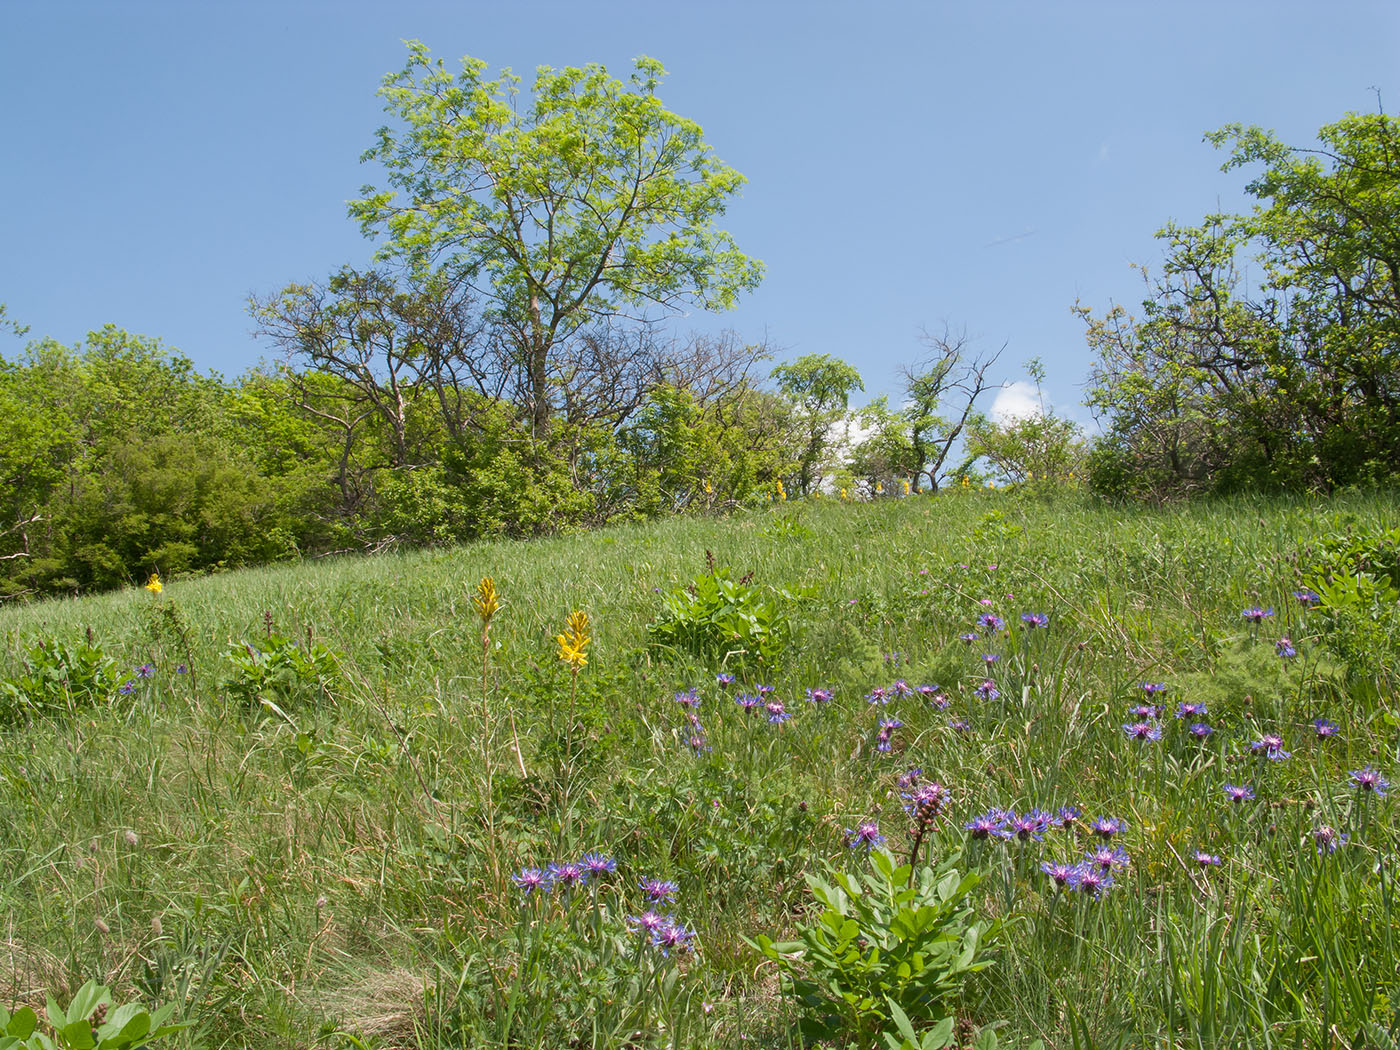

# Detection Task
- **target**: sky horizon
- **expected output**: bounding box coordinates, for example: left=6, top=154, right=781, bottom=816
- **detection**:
left=3, top=1, right=1397, bottom=425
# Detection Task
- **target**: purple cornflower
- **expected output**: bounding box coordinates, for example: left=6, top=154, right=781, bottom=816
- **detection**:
left=1250, top=734, right=1291, bottom=761
left=715, top=673, right=735, bottom=688
left=1187, top=722, right=1215, bottom=740
left=965, top=809, right=1006, bottom=839
left=1292, top=589, right=1321, bottom=607
left=1193, top=851, right=1222, bottom=868
left=1313, top=825, right=1347, bottom=855
left=735, top=694, right=762, bottom=713
left=891, top=679, right=912, bottom=698
left=978, top=613, right=1005, bottom=635
left=627, top=910, right=669, bottom=935
left=1349, top=767, right=1389, bottom=796
left=1128, top=704, right=1162, bottom=721
left=926, top=690, right=952, bottom=710
left=876, top=718, right=903, bottom=751
left=512, top=867, right=552, bottom=894
left=547, top=861, right=587, bottom=890
left=1123, top=721, right=1163, bottom=742
left=136, top=663, right=156, bottom=679
left=1086, top=846, right=1130, bottom=873
left=1041, top=861, right=1076, bottom=886
left=1072, top=863, right=1114, bottom=897
left=1275, top=638, right=1297, bottom=659
left=884, top=652, right=904, bottom=665
left=639, top=878, right=679, bottom=904
left=1141, top=682, right=1167, bottom=697
left=1005, top=809, right=1052, bottom=842
left=118, top=680, right=136, bottom=695
left=975, top=679, right=1000, bottom=701
left=686, top=732, right=711, bottom=754
left=804, top=687, right=833, bottom=703
left=1313, top=718, right=1339, bottom=739
left=1223, top=784, right=1255, bottom=803
left=673, top=689, right=700, bottom=708
left=982, top=653, right=1000, bottom=668
left=949, top=718, right=971, bottom=733
left=579, top=853, right=617, bottom=877
left=765, top=700, right=791, bottom=724
left=1021, top=612, right=1049, bottom=629
left=958, top=632, right=980, bottom=645
left=651, top=921, right=696, bottom=956
left=897, top=767, right=923, bottom=789
left=865, top=686, right=889, bottom=705
left=174, top=664, right=188, bottom=674
left=1089, top=817, right=1126, bottom=839
left=1242, top=606, right=1274, bottom=624
left=903, top=782, right=948, bottom=825
left=1054, top=806, right=1081, bottom=830
left=845, top=822, right=885, bottom=851
left=1175, top=701, right=1207, bottom=719
left=755, top=683, right=775, bottom=696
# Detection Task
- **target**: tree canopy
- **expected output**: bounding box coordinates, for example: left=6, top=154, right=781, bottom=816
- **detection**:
left=349, top=43, right=764, bottom=436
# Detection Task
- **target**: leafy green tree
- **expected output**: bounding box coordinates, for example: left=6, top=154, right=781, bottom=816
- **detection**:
left=966, top=359, right=1086, bottom=485
left=771, top=354, right=863, bottom=495
left=350, top=43, right=764, bottom=438
left=849, top=328, right=1001, bottom=493
left=1083, top=109, right=1400, bottom=498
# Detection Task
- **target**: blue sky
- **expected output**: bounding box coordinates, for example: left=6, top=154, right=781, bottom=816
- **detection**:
left=3, top=1, right=1397, bottom=420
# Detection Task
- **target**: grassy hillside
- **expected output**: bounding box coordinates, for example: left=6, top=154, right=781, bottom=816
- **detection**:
left=1, top=489, right=1397, bottom=1049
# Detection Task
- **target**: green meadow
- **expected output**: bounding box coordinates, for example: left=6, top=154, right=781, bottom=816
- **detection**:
left=1, top=488, right=1397, bottom=1049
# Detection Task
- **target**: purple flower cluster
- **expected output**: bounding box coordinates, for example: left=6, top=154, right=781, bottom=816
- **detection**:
left=875, top=718, right=903, bottom=752
left=512, top=852, right=618, bottom=895
left=1242, top=606, right=1275, bottom=624
left=1040, top=856, right=1119, bottom=897
left=1250, top=734, right=1291, bottom=761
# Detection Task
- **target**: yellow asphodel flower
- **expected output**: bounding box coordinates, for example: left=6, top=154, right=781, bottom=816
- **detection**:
left=557, top=609, right=590, bottom=669
left=901, top=479, right=911, bottom=496
left=473, top=576, right=500, bottom=625
left=145, top=572, right=163, bottom=595
left=704, top=478, right=713, bottom=495
left=875, top=481, right=884, bottom=495
left=840, top=487, right=848, bottom=500
left=961, top=475, right=971, bottom=488
left=776, top=479, right=787, bottom=502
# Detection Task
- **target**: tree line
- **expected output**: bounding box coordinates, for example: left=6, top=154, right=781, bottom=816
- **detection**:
left=4, top=43, right=1395, bottom=596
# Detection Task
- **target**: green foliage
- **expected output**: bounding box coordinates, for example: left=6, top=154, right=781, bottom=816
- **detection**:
left=0, top=982, right=184, bottom=1050
left=771, top=354, right=863, bottom=495
left=221, top=632, right=342, bottom=712
left=749, top=849, right=1002, bottom=1047
left=647, top=555, right=795, bottom=665
left=350, top=42, right=763, bottom=438
left=1083, top=108, right=1400, bottom=498
left=967, top=360, right=1086, bottom=487
left=0, top=638, right=117, bottom=722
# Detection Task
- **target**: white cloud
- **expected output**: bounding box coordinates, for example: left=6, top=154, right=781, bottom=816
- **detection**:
left=988, top=381, right=1043, bottom=424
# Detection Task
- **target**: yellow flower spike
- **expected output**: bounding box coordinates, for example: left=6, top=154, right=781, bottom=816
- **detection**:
left=875, top=481, right=884, bottom=495
left=557, top=609, right=590, bottom=669
left=901, top=479, right=911, bottom=496
left=775, top=479, right=787, bottom=502
left=704, top=478, right=713, bottom=495
left=840, top=487, right=848, bottom=500
left=144, top=572, right=163, bottom=595
left=473, top=576, right=500, bottom=625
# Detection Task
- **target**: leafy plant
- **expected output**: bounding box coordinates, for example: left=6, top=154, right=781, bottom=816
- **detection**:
left=647, top=553, right=797, bottom=664
left=221, top=632, right=341, bottom=711
left=0, top=638, right=117, bottom=722
left=749, top=849, right=1002, bottom=1047
left=1, top=981, right=185, bottom=1049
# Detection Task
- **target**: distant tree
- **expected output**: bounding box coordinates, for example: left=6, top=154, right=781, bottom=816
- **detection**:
left=1083, top=109, right=1400, bottom=497
left=350, top=43, right=764, bottom=438
left=852, top=327, right=1001, bottom=493
left=770, top=353, right=863, bottom=494
left=966, top=358, right=1086, bottom=485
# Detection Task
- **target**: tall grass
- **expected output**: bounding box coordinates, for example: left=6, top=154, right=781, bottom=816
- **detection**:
left=0, top=488, right=1396, bottom=1048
